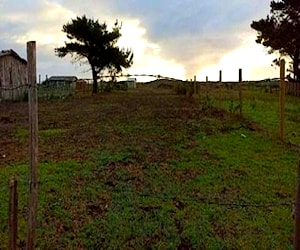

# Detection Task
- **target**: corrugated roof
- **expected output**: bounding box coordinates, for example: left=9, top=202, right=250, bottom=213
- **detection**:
left=0, top=49, right=27, bottom=64
left=48, top=76, right=78, bottom=82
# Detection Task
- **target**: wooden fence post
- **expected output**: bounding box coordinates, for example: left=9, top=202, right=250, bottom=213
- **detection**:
left=26, top=41, right=38, bottom=250
left=9, top=177, right=18, bottom=250
left=196, top=75, right=201, bottom=98
left=294, top=159, right=300, bottom=249
left=239, top=69, right=243, bottom=117
left=217, top=71, right=222, bottom=108
left=279, top=59, right=285, bottom=140
left=194, top=75, right=197, bottom=95
left=185, top=79, right=189, bottom=97
left=205, top=76, right=208, bottom=96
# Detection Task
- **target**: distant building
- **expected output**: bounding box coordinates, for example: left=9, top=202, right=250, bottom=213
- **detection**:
left=45, top=76, right=78, bottom=87
left=0, top=49, right=27, bottom=101
left=116, top=77, right=137, bottom=89
left=126, top=77, right=137, bottom=88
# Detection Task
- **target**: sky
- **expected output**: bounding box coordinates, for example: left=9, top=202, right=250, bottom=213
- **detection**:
left=0, top=0, right=281, bottom=82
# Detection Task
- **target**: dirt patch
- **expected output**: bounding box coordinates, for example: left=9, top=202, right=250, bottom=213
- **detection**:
left=211, top=220, right=237, bottom=241
left=0, top=88, right=230, bottom=167
left=174, top=168, right=203, bottom=183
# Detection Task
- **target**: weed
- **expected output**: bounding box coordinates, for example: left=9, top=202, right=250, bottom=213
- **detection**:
left=39, top=128, right=66, bottom=138
left=14, top=126, right=28, bottom=141
left=203, top=94, right=215, bottom=110
left=228, top=100, right=240, bottom=113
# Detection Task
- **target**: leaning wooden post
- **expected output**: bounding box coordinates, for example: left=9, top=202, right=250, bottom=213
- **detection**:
left=239, top=69, right=243, bottom=117
left=26, top=41, right=38, bottom=250
left=279, top=59, right=286, bottom=141
left=9, top=177, right=18, bottom=250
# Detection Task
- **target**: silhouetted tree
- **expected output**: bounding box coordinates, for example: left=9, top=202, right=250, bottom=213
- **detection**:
left=251, top=0, right=300, bottom=80
left=55, top=15, right=133, bottom=93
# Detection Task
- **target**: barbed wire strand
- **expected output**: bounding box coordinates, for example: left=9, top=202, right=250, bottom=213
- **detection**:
left=0, top=84, right=29, bottom=91
left=115, top=189, right=293, bottom=208
left=0, top=74, right=296, bottom=92
left=4, top=177, right=293, bottom=209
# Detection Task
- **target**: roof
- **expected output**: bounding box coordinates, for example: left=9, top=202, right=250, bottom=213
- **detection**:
left=48, top=76, right=78, bottom=82
left=127, top=78, right=137, bottom=82
left=0, top=49, right=27, bottom=64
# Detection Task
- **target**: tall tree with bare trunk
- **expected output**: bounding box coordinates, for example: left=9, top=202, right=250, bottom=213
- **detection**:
left=55, top=15, right=133, bottom=93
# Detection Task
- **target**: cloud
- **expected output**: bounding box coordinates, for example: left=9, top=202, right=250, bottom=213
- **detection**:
left=0, top=1, right=73, bottom=47
left=0, top=0, right=82, bottom=79
left=197, top=34, right=279, bottom=81
left=0, top=0, right=277, bottom=81
left=104, top=0, right=273, bottom=77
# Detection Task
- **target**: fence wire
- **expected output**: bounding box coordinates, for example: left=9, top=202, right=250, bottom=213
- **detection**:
left=0, top=73, right=295, bottom=99
left=5, top=177, right=294, bottom=210
left=1, top=73, right=299, bottom=210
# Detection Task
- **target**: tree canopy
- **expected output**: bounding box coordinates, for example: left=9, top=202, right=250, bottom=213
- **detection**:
left=251, top=0, right=300, bottom=80
left=55, top=15, right=133, bottom=93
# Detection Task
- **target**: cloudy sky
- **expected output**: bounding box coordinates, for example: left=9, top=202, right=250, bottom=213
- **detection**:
left=0, top=0, right=280, bottom=82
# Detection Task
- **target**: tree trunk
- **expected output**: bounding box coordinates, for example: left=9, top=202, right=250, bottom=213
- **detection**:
left=92, top=65, right=98, bottom=94
left=293, top=48, right=300, bottom=81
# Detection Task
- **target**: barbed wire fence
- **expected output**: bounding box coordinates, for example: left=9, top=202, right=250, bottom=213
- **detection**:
left=0, top=72, right=296, bottom=102
left=0, top=73, right=187, bottom=101
left=1, top=46, right=300, bottom=248
left=5, top=173, right=296, bottom=209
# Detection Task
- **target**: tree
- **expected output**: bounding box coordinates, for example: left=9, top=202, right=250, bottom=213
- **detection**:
left=55, top=15, right=133, bottom=93
left=251, top=0, right=300, bottom=80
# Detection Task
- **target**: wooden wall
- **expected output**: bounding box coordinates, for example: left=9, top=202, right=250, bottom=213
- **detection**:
left=0, top=54, right=27, bottom=101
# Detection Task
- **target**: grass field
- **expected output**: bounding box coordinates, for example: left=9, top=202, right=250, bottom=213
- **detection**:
left=0, top=83, right=299, bottom=249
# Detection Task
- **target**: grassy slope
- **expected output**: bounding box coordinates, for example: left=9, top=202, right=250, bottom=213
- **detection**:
left=201, top=87, right=300, bottom=145
left=0, top=86, right=298, bottom=249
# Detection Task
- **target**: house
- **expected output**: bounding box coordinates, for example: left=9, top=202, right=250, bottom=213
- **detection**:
left=38, top=76, right=78, bottom=99
left=0, top=49, right=27, bottom=101
left=45, top=76, right=78, bottom=87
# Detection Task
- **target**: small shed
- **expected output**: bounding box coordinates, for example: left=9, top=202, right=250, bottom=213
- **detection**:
left=126, top=77, right=137, bottom=89
left=46, top=76, right=78, bottom=87
left=0, top=49, right=28, bottom=101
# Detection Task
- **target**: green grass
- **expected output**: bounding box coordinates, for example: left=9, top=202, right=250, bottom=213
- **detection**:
left=0, top=87, right=298, bottom=249
left=14, top=127, right=66, bottom=141
left=200, top=87, right=300, bottom=145
left=169, top=126, right=296, bottom=248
